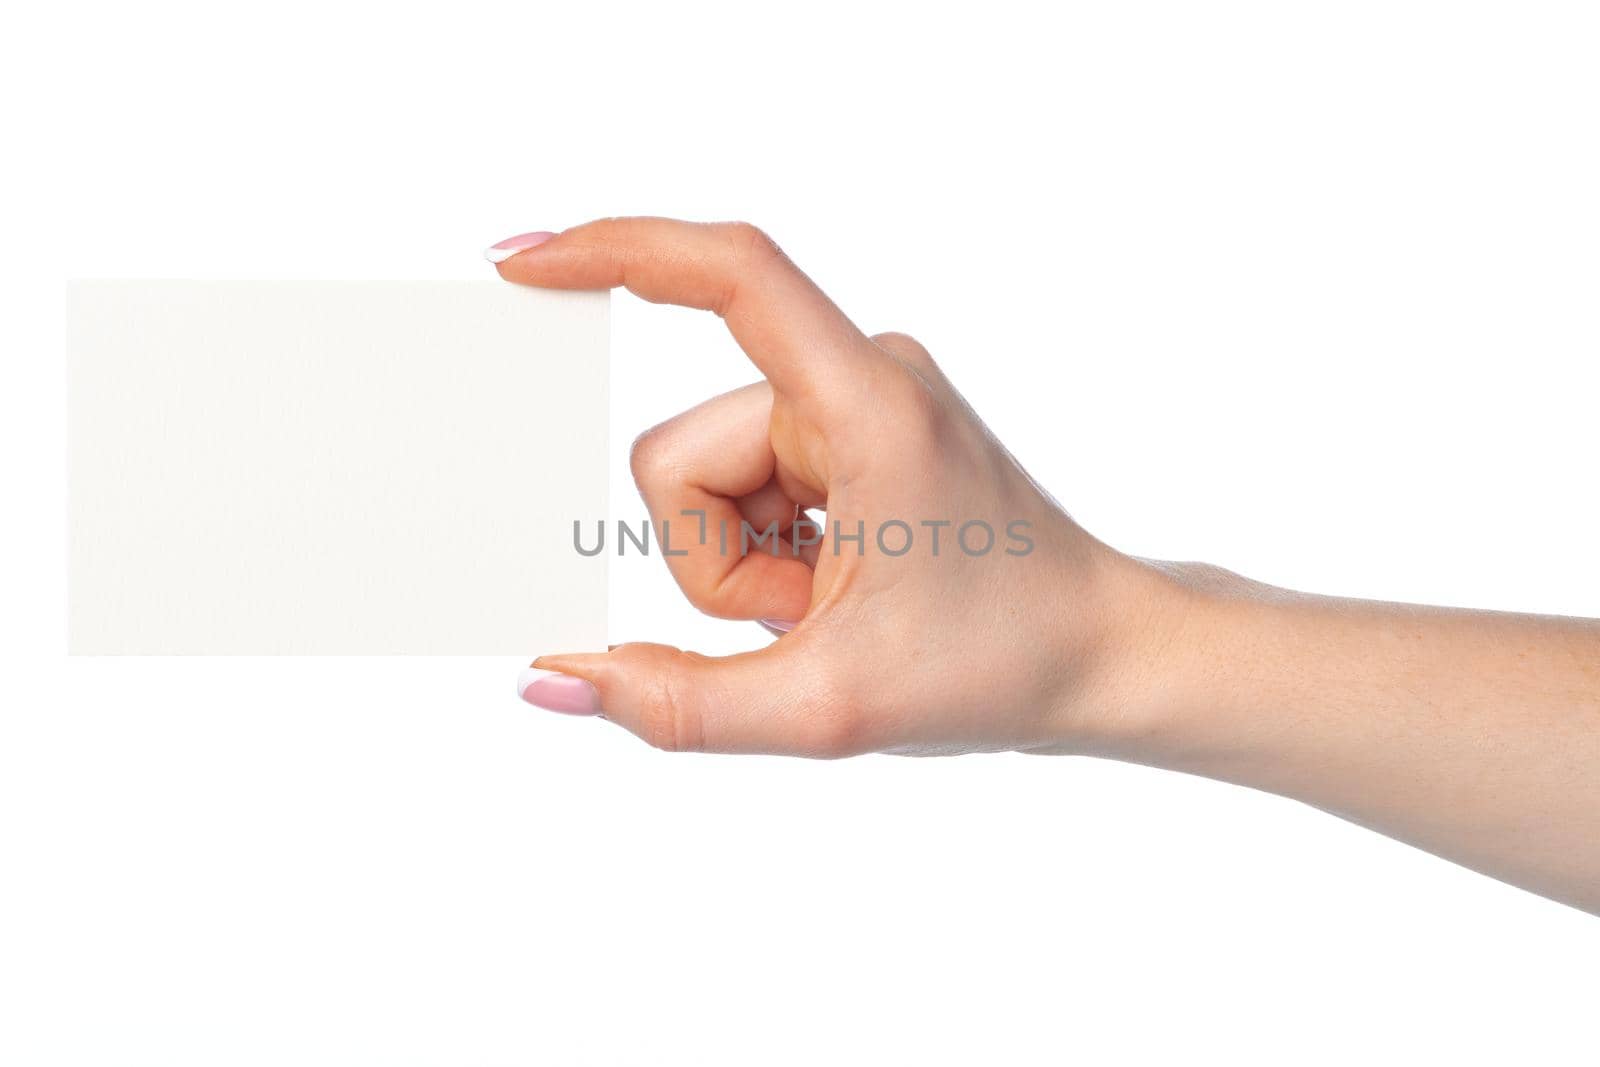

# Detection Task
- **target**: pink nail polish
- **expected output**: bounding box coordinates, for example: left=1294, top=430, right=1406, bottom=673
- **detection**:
left=484, top=231, right=557, bottom=263
left=517, top=666, right=602, bottom=715
left=759, top=618, right=798, bottom=633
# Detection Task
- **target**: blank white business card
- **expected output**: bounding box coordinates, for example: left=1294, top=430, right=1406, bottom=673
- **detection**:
left=68, top=281, right=609, bottom=655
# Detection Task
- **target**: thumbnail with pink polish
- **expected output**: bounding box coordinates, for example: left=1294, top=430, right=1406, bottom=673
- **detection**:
left=517, top=666, right=602, bottom=715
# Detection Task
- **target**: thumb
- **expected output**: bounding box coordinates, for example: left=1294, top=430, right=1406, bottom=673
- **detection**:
left=518, top=642, right=859, bottom=757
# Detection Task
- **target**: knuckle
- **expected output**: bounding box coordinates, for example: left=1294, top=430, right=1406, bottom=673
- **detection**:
left=804, top=703, right=866, bottom=759
left=695, top=581, right=742, bottom=620
left=636, top=661, right=703, bottom=753
left=798, top=666, right=868, bottom=758
left=627, top=422, right=679, bottom=487
left=721, top=221, right=785, bottom=267
left=707, top=222, right=787, bottom=318
left=870, top=330, right=928, bottom=358
left=873, top=331, right=946, bottom=391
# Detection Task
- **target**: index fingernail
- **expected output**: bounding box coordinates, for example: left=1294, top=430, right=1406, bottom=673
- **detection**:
left=484, top=231, right=558, bottom=263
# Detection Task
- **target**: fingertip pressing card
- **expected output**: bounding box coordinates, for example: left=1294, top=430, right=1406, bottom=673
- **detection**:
left=67, top=281, right=608, bottom=655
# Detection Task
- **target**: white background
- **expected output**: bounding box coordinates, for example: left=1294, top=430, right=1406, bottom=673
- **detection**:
left=2, top=1, right=1597, bottom=1063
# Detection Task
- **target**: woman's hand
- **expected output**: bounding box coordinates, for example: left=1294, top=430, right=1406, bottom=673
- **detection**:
left=492, top=217, right=1600, bottom=913
left=492, top=218, right=1159, bottom=757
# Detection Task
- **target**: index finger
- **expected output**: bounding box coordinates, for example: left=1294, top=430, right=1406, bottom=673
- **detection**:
left=489, top=217, right=875, bottom=397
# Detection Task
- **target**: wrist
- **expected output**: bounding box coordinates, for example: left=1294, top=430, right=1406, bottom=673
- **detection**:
left=1052, top=554, right=1256, bottom=759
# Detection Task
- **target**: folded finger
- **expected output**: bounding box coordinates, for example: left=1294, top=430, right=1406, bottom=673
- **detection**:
left=629, top=382, right=813, bottom=622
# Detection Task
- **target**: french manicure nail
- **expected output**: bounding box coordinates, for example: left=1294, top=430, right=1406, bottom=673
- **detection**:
left=484, top=231, right=558, bottom=263
left=517, top=666, right=602, bottom=715
left=759, top=618, right=798, bottom=633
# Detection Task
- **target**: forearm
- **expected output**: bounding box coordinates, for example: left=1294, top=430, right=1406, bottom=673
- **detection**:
left=1082, top=559, right=1600, bottom=913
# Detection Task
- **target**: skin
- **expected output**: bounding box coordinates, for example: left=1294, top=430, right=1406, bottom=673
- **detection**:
left=495, top=216, right=1600, bottom=915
